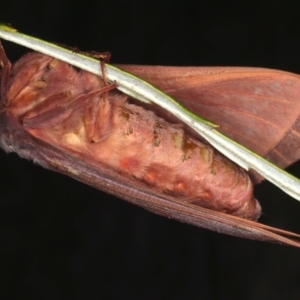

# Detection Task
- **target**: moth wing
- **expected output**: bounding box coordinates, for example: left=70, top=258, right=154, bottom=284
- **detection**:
left=28, top=139, right=300, bottom=247
left=2, top=47, right=300, bottom=247
left=118, top=65, right=300, bottom=182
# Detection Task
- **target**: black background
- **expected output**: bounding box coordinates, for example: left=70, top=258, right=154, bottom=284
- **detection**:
left=1, top=1, right=300, bottom=299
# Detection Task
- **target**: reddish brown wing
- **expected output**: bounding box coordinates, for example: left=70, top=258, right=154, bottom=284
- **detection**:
left=118, top=65, right=300, bottom=182
left=1, top=45, right=300, bottom=247
left=6, top=131, right=300, bottom=246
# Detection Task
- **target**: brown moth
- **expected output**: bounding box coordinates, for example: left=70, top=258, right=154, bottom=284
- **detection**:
left=1, top=41, right=300, bottom=247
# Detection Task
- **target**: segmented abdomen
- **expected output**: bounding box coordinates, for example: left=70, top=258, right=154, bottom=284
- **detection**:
left=6, top=52, right=261, bottom=220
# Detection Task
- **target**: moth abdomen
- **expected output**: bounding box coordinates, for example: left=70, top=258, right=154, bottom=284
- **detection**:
left=4, top=52, right=261, bottom=220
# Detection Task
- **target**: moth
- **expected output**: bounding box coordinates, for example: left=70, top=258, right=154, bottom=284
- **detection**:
left=1, top=41, right=300, bottom=247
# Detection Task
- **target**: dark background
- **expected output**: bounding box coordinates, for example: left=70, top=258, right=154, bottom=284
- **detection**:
left=1, top=1, right=300, bottom=299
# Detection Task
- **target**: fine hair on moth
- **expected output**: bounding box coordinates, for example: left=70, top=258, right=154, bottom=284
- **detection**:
left=1, top=33, right=300, bottom=247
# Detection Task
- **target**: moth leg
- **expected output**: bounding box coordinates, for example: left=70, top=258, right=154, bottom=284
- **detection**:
left=76, top=50, right=111, bottom=86
left=79, top=51, right=113, bottom=132
left=90, top=51, right=111, bottom=87
left=22, top=91, right=87, bottom=129
left=71, top=50, right=118, bottom=143
left=83, top=83, right=120, bottom=143
left=86, top=51, right=112, bottom=120
left=22, top=83, right=117, bottom=130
